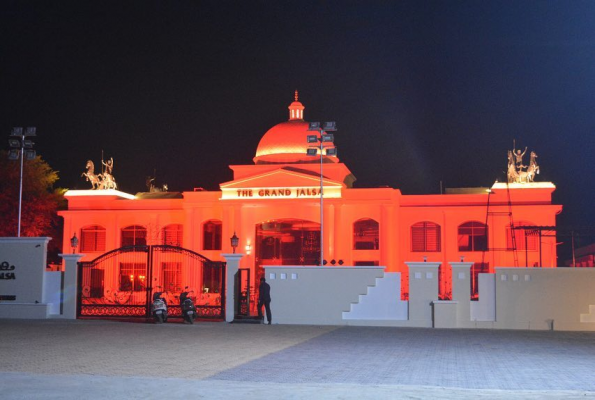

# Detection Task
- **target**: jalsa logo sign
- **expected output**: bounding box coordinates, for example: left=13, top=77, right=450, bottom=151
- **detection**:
left=0, top=261, right=16, bottom=280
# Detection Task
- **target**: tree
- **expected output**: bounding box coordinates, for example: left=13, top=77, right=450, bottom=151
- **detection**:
left=0, top=151, right=65, bottom=261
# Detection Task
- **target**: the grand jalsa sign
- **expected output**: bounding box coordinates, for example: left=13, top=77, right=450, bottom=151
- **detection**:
left=221, top=186, right=341, bottom=200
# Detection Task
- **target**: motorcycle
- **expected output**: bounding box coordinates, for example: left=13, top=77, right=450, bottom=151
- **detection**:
left=180, top=287, right=196, bottom=324
left=152, top=289, right=168, bottom=324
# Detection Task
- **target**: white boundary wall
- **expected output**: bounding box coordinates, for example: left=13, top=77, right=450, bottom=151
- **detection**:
left=266, top=263, right=595, bottom=331
left=264, top=266, right=385, bottom=325
left=494, top=268, right=595, bottom=331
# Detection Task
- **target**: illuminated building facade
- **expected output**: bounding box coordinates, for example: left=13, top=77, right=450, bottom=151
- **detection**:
left=60, top=94, right=562, bottom=300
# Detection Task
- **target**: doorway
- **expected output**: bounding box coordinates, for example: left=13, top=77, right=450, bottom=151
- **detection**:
left=255, top=219, right=320, bottom=282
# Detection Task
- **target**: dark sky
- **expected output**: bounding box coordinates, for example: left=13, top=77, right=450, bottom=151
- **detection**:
left=1, top=1, right=594, bottom=251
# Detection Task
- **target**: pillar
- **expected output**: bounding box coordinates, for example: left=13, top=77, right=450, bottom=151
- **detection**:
left=450, top=262, right=473, bottom=326
left=59, top=253, right=85, bottom=319
left=222, top=253, right=244, bottom=322
left=406, top=261, right=440, bottom=327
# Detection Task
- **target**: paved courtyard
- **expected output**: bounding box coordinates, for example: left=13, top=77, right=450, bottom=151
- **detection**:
left=1, top=319, right=594, bottom=399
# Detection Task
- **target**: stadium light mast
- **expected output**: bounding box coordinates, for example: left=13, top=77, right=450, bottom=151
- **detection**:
left=306, top=121, right=337, bottom=267
left=8, top=127, right=37, bottom=237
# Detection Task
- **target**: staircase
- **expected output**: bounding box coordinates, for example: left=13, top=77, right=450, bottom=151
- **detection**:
left=342, top=272, right=408, bottom=321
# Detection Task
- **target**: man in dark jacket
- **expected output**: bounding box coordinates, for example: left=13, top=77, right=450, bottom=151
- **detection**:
left=258, top=277, right=272, bottom=325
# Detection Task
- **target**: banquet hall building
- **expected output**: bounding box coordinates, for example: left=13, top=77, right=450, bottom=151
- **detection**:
left=60, top=94, right=562, bottom=300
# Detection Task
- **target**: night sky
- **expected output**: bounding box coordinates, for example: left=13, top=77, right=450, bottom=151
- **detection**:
left=1, top=1, right=594, bottom=254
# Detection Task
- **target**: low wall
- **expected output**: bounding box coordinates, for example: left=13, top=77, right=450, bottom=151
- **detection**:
left=264, top=263, right=595, bottom=331
left=264, top=266, right=384, bottom=325
left=494, top=268, right=595, bottom=331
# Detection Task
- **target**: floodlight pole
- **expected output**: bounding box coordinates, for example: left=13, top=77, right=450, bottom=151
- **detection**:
left=307, top=123, right=336, bottom=267
left=17, top=135, right=24, bottom=237
left=318, top=137, right=324, bottom=267
left=8, top=127, right=36, bottom=237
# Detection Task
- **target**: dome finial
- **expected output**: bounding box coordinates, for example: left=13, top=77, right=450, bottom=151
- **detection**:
left=288, top=90, right=305, bottom=121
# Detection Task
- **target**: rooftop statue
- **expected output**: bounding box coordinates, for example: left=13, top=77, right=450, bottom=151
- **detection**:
left=81, top=160, right=101, bottom=189
left=81, top=157, right=118, bottom=190
left=146, top=175, right=168, bottom=193
left=507, top=145, right=539, bottom=184
left=100, top=157, right=117, bottom=190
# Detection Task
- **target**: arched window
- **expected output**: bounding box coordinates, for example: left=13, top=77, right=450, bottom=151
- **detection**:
left=411, top=222, right=441, bottom=252
left=121, top=225, right=147, bottom=247
left=458, top=221, right=488, bottom=251
left=162, top=224, right=183, bottom=246
left=353, top=218, right=379, bottom=250
left=80, top=225, right=106, bottom=252
left=507, top=221, right=538, bottom=251
left=203, top=220, right=222, bottom=250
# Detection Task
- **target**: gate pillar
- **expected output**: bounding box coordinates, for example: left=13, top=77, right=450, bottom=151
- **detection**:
left=222, top=253, right=244, bottom=322
left=59, top=253, right=85, bottom=319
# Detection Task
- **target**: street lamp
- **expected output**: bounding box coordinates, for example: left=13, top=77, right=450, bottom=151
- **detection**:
left=306, top=121, right=337, bottom=267
left=230, top=232, right=239, bottom=254
left=8, top=127, right=36, bottom=237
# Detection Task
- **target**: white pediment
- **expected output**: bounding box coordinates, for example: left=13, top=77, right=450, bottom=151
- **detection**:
left=220, top=168, right=343, bottom=200
left=220, top=168, right=344, bottom=189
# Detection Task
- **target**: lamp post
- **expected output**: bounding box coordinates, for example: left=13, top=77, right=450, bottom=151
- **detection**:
left=306, top=121, right=337, bottom=267
left=8, top=127, right=36, bottom=237
left=230, top=232, right=239, bottom=254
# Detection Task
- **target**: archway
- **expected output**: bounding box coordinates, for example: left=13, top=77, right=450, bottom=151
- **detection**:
left=255, top=219, right=320, bottom=282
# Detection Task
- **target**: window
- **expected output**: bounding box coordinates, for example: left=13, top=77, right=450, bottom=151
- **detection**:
left=162, top=224, right=183, bottom=246
left=458, top=221, right=487, bottom=252
left=121, top=225, right=147, bottom=247
left=203, top=220, right=222, bottom=250
left=353, top=219, right=379, bottom=250
left=162, top=262, right=182, bottom=292
left=507, top=221, right=538, bottom=251
left=80, top=225, right=106, bottom=252
left=119, top=263, right=147, bottom=292
left=203, top=263, right=223, bottom=293
left=411, top=222, right=441, bottom=252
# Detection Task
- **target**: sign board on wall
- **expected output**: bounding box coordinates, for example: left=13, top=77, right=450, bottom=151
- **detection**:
left=0, top=237, right=50, bottom=304
left=222, top=186, right=341, bottom=200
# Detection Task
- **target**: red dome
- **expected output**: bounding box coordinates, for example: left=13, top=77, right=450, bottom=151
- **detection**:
left=253, top=93, right=339, bottom=165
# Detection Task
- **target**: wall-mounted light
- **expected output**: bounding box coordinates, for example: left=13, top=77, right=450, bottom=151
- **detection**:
left=230, top=232, right=239, bottom=254
left=70, top=233, right=79, bottom=254
left=245, top=243, right=252, bottom=255
left=423, top=256, right=428, bottom=262
left=460, top=256, right=465, bottom=262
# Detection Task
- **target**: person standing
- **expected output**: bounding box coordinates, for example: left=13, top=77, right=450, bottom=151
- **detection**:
left=258, top=277, right=272, bottom=325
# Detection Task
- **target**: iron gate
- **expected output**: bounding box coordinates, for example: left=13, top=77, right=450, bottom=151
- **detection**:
left=235, top=268, right=251, bottom=317
left=77, top=245, right=226, bottom=320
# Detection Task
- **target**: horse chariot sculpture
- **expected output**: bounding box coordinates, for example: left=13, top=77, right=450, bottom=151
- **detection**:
left=507, top=145, right=540, bottom=184
left=82, top=157, right=118, bottom=190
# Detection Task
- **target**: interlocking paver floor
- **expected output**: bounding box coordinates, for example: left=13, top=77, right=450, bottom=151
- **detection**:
left=1, top=319, right=594, bottom=399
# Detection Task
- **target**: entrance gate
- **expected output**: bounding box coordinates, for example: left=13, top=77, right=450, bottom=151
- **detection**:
left=235, top=268, right=251, bottom=318
left=77, top=245, right=226, bottom=320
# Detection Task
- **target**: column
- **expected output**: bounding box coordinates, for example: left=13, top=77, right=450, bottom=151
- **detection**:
left=406, top=261, right=440, bottom=327
left=450, top=262, right=472, bottom=325
left=59, top=253, right=85, bottom=319
left=222, top=253, right=244, bottom=322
